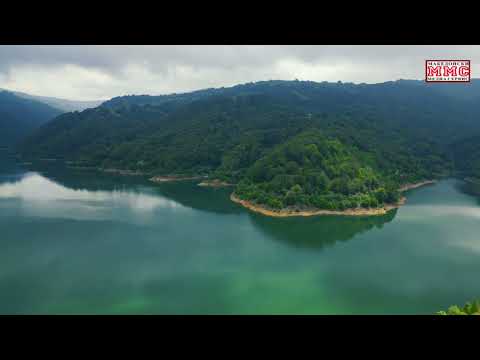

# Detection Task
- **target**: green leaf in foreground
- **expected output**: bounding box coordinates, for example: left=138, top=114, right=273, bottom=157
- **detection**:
left=437, top=300, right=480, bottom=315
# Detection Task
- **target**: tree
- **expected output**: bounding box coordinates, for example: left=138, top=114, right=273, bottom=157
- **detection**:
left=438, top=300, right=480, bottom=315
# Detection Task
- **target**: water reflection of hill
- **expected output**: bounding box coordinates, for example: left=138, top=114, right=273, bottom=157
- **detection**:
left=19, top=162, right=147, bottom=190
left=18, top=162, right=242, bottom=215
left=152, top=181, right=242, bottom=215
left=249, top=210, right=397, bottom=251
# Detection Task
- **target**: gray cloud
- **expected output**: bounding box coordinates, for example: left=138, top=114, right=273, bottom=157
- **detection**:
left=0, top=45, right=478, bottom=101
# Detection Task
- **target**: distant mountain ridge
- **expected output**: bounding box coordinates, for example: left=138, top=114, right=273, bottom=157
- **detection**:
left=0, top=88, right=103, bottom=112
left=102, top=78, right=480, bottom=109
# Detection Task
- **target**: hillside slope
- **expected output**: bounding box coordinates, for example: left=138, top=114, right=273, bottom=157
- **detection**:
left=0, top=91, right=63, bottom=147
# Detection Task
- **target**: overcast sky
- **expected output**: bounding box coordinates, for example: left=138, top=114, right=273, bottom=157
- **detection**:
left=0, top=45, right=478, bottom=101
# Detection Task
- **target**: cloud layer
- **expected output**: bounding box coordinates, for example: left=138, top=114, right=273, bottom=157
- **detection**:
left=0, top=45, right=478, bottom=100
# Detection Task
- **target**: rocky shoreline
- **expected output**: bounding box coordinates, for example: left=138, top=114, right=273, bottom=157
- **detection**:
left=398, top=180, right=436, bottom=192
left=150, top=175, right=205, bottom=183
left=197, top=179, right=234, bottom=187
left=102, top=168, right=145, bottom=176
left=230, top=193, right=406, bottom=217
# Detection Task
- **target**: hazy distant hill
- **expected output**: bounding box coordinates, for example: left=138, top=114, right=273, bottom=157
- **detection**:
left=10, top=90, right=103, bottom=112
left=0, top=91, right=62, bottom=146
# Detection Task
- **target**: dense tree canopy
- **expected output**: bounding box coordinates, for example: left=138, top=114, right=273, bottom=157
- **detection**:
left=234, top=129, right=401, bottom=210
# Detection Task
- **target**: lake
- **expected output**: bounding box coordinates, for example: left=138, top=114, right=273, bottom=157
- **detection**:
left=1, top=155, right=480, bottom=314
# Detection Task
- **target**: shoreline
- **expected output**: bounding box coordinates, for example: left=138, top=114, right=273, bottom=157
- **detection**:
left=198, top=179, right=234, bottom=187
left=101, top=168, right=145, bottom=176
left=150, top=175, right=205, bottom=183
left=398, top=180, right=436, bottom=192
left=230, top=193, right=406, bottom=217
left=230, top=179, right=437, bottom=218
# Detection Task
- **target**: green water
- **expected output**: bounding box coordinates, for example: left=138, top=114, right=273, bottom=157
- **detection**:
left=1, top=157, right=480, bottom=314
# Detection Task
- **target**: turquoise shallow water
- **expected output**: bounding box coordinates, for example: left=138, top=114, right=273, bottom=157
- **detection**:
left=1, top=156, right=480, bottom=314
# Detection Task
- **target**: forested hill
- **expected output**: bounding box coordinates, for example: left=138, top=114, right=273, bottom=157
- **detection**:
left=18, top=79, right=480, bottom=211
left=452, top=136, right=480, bottom=179
left=0, top=91, right=63, bottom=147
left=100, top=79, right=480, bottom=141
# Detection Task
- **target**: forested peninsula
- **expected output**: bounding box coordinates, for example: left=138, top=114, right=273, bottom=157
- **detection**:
left=17, top=80, right=480, bottom=216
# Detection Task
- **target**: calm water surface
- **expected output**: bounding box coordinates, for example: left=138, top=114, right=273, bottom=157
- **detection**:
left=1, top=155, right=480, bottom=314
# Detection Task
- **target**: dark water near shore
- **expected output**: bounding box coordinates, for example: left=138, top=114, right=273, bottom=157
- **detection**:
left=1, top=156, right=480, bottom=314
